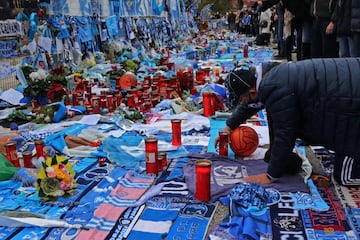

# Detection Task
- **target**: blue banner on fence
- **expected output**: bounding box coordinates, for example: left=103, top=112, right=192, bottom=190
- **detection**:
left=0, top=40, right=18, bottom=58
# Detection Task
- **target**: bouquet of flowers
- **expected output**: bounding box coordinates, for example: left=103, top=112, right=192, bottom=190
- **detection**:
left=46, top=66, right=70, bottom=102
left=22, top=67, right=51, bottom=105
left=36, top=155, right=77, bottom=200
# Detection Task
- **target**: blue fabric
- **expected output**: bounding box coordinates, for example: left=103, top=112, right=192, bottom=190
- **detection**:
left=106, top=16, right=119, bottom=37
left=289, top=179, right=329, bottom=211
left=76, top=17, right=94, bottom=43
left=102, top=135, right=144, bottom=169
left=218, top=183, right=273, bottom=239
left=127, top=207, right=179, bottom=240
left=220, top=182, right=279, bottom=215
left=52, top=102, right=67, bottom=123
left=167, top=203, right=217, bottom=240
left=219, top=208, right=271, bottom=240
left=71, top=157, right=98, bottom=172
left=45, top=167, right=126, bottom=240
left=44, top=123, right=89, bottom=152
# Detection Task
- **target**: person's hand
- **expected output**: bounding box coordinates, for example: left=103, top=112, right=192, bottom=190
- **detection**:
left=325, top=21, right=335, bottom=34
left=273, top=14, right=278, bottom=22
left=214, top=126, right=232, bottom=149
left=243, top=173, right=273, bottom=185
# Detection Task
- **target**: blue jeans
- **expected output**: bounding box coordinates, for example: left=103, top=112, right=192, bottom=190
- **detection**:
left=339, top=36, right=355, bottom=57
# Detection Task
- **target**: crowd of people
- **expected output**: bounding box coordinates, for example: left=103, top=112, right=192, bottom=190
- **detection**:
left=220, top=0, right=360, bottom=62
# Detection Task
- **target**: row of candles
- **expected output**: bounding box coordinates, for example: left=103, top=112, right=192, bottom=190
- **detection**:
left=4, top=140, right=45, bottom=168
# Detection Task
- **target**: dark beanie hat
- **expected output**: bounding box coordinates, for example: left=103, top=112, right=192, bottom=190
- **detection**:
left=225, top=66, right=257, bottom=98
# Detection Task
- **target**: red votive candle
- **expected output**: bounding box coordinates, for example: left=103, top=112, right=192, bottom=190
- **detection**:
left=145, top=136, right=158, bottom=175
left=92, top=97, right=101, bottom=114
left=106, top=95, right=114, bottom=111
left=202, top=92, right=215, bottom=117
left=195, top=159, right=212, bottom=201
left=171, top=119, right=182, bottom=146
left=159, top=151, right=167, bottom=170
left=32, top=99, right=38, bottom=109
left=22, top=151, right=34, bottom=168
left=218, top=131, right=229, bottom=156
left=127, top=94, right=136, bottom=108
left=4, top=141, right=20, bottom=168
left=157, top=156, right=164, bottom=173
left=244, top=44, right=248, bottom=58
left=35, top=140, right=45, bottom=159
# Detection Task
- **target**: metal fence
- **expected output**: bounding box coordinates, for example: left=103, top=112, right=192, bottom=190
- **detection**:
left=0, top=56, right=22, bottom=91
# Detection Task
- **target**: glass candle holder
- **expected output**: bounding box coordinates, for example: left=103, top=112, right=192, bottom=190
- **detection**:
left=35, top=140, right=45, bottom=159
left=145, top=136, right=158, bottom=175
left=22, top=151, right=34, bottom=168
left=107, top=95, right=114, bottom=111
left=195, top=159, right=212, bottom=201
left=158, top=151, right=167, bottom=170
left=171, top=119, right=182, bottom=146
left=4, top=141, right=20, bottom=168
left=244, top=44, right=249, bottom=58
left=202, top=92, right=215, bottom=117
left=127, top=94, right=136, bottom=108
left=91, top=97, right=101, bottom=114
left=218, top=131, right=229, bottom=156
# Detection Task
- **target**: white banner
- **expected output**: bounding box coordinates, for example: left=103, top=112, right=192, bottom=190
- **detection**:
left=0, top=20, right=22, bottom=37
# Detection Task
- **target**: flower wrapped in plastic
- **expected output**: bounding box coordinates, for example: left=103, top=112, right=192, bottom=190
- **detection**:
left=36, top=155, right=77, bottom=200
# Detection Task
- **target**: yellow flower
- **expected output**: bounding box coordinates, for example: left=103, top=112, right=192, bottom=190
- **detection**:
left=36, top=155, right=77, bottom=200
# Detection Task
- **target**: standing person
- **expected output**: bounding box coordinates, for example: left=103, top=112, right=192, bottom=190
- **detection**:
left=235, top=10, right=242, bottom=33
left=310, top=0, right=339, bottom=58
left=254, top=0, right=312, bottom=59
left=242, top=10, right=252, bottom=36
left=332, top=0, right=353, bottom=57
left=351, top=0, right=360, bottom=57
left=273, top=2, right=286, bottom=58
left=215, top=58, right=360, bottom=185
left=283, top=8, right=294, bottom=61
left=228, top=11, right=237, bottom=32
left=257, top=8, right=273, bottom=45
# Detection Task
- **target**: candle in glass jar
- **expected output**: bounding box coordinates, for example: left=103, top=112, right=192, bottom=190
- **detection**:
left=4, top=141, right=20, bottom=168
left=202, top=92, right=215, bottom=117
left=195, top=159, right=212, bottom=201
left=22, top=151, right=34, bottom=168
left=171, top=119, right=182, bottom=146
left=145, top=137, right=158, bottom=175
left=35, top=140, right=45, bottom=159
left=158, top=151, right=167, bottom=171
left=218, top=131, right=229, bottom=156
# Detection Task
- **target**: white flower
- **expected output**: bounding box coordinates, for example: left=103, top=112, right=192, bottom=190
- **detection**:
left=38, top=69, right=47, bottom=79
left=46, top=166, right=55, bottom=173
left=44, top=116, right=52, bottom=123
left=29, top=69, right=47, bottom=81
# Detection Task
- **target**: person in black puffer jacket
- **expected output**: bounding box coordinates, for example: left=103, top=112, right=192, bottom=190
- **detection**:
left=215, top=58, right=360, bottom=186
left=352, top=0, right=360, bottom=56
left=332, top=0, right=353, bottom=57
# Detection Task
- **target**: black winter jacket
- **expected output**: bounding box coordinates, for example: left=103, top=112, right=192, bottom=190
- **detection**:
left=332, top=0, right=352, bottom=36
left=260, top=0, right=312, bottom=21
left=352, top=0, right=360, bottom=32
left=227, top=58, right=360, bottom=178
